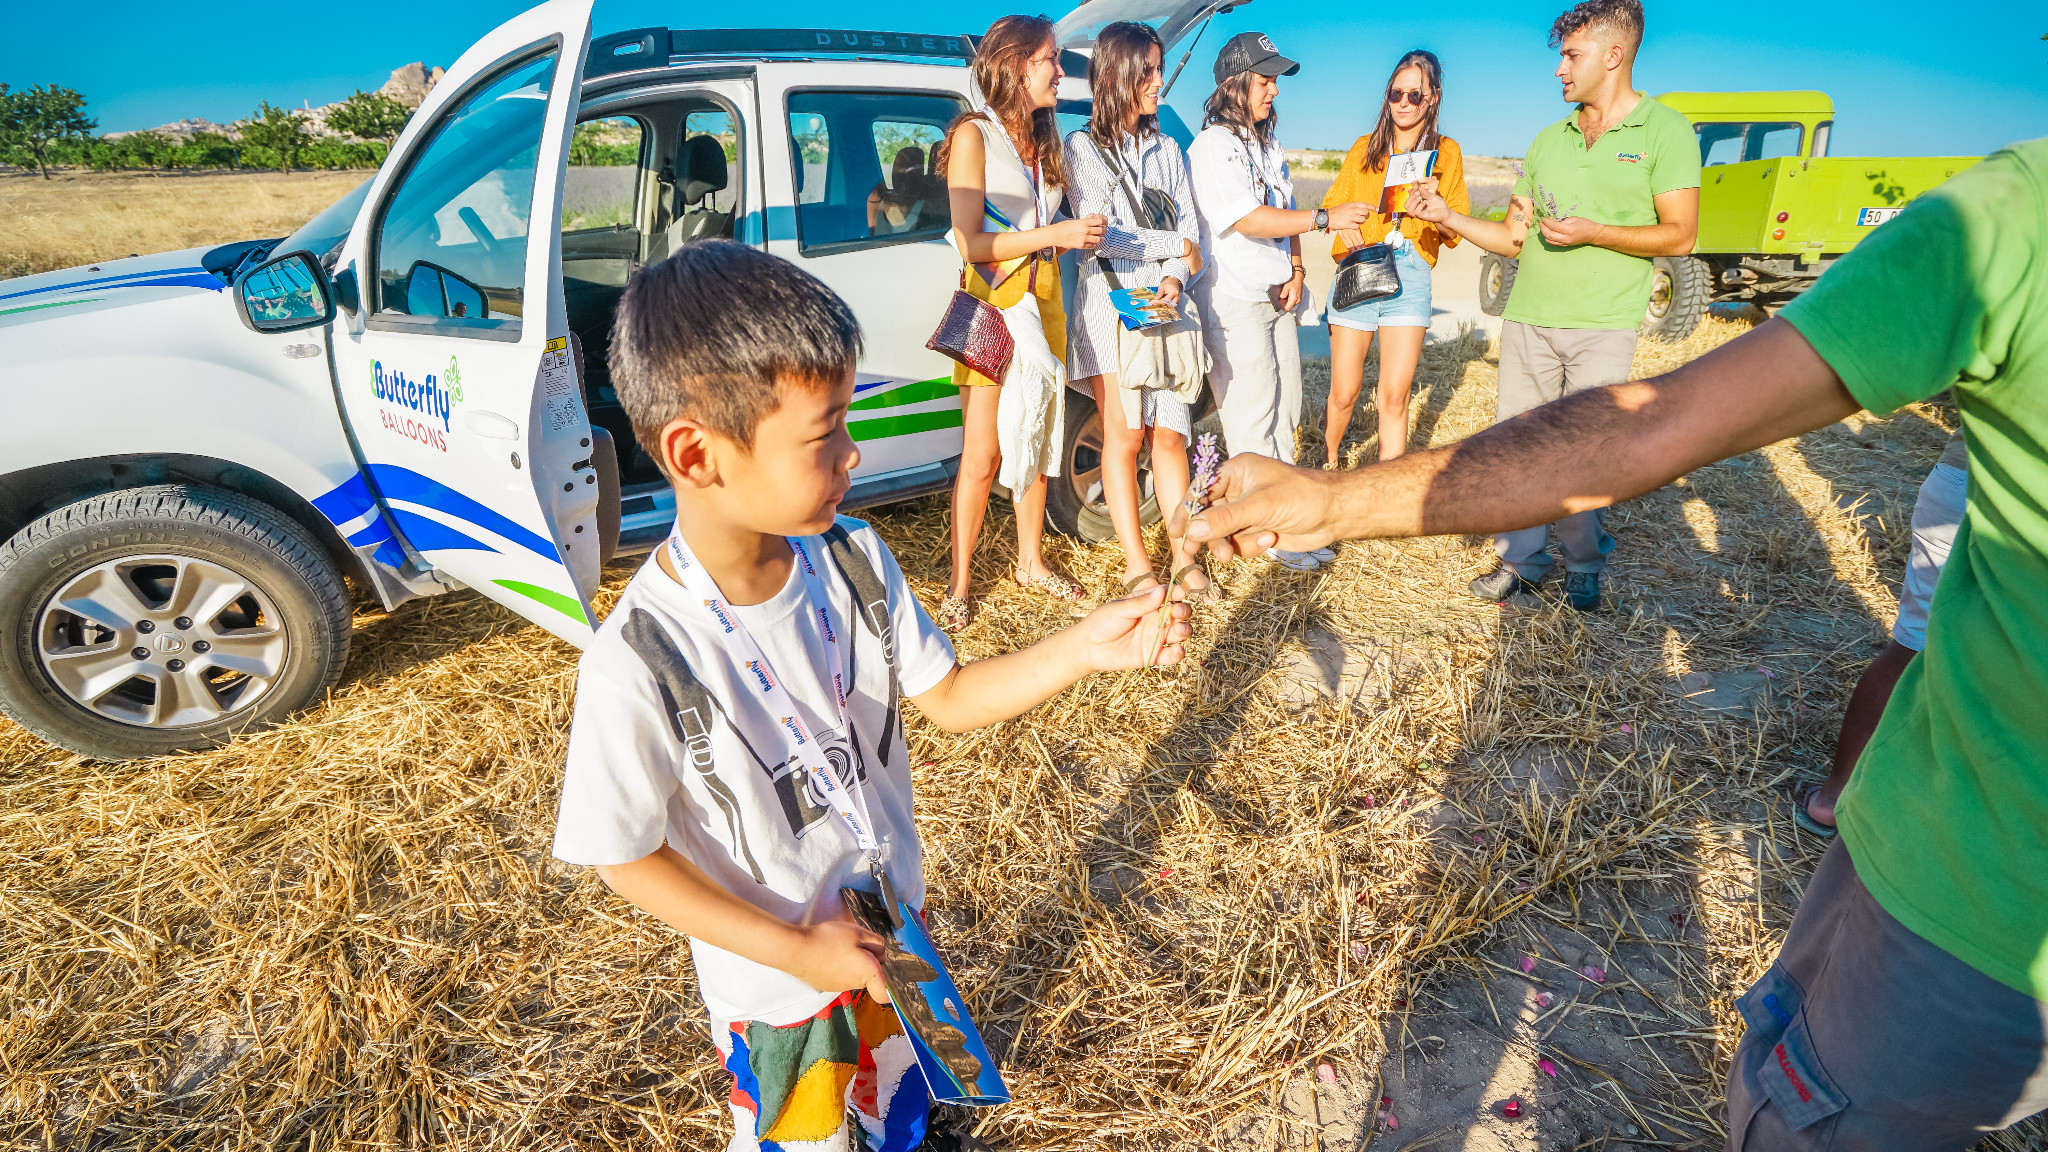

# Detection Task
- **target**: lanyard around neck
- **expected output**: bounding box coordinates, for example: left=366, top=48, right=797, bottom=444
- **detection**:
left=662, top=527, right=881, bottom=861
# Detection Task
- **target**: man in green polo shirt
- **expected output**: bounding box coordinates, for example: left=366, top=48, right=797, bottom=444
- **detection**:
left=1182, top=136, right=2048, bottom=1147
left=1409, top=0, right=1699, bottom=610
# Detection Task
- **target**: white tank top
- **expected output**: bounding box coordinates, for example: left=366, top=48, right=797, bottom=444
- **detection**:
left=971, top=111, right=1057, bottom=230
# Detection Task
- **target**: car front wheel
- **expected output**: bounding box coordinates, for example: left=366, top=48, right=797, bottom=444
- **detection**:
left=0, top=485, right=351, bottom=760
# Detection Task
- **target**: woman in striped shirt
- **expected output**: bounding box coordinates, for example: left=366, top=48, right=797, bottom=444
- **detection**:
left=1062, top=21, right=1213, bottom=599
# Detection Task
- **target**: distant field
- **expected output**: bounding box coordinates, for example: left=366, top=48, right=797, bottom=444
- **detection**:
left=0, top=169, right=369, bottom=280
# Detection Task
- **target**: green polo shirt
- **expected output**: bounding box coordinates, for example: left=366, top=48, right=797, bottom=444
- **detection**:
left=1505, top=93, right=1700, bottom=329
left=1780, top=138, right=2048, bottom=1000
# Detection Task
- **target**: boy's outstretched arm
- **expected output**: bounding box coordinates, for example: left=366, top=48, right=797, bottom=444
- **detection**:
left=910, top=584, right=1192, bottom=732
left=596, top=845, right=893, bottom=1002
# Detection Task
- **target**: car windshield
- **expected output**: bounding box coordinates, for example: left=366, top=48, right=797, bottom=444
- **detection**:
left=1054, top=0, right=1246, bottom=49
left=279, top=177, right=374, bottom=269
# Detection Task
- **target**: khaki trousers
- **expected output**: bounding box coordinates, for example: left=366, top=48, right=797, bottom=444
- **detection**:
left=1491, top=320, right=1637, bottom=578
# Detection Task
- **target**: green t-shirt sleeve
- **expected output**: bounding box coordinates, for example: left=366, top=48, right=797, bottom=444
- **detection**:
left=1648, top=108, right=1701, bottom=195
left=1780, top=144, right=2043, bottom=415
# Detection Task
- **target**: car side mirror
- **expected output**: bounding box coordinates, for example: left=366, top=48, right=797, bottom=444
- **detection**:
left=234, top=250, right=335, bottom=334
left=402, top=260, right=490, bottom=320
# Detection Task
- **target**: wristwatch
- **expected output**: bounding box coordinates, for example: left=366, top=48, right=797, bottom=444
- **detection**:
left=1313, top=208, right=1329, bottom=232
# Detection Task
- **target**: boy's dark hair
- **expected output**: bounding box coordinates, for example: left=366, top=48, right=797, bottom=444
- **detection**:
left=1549, top=0, right=1644, bottom=51
left=609, top=240, right=862, bottom=462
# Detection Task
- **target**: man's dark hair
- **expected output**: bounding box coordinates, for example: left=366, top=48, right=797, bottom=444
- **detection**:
left=609, top=240, right=862, bottom=462
left=1549, top=0, right=1644, bottom=51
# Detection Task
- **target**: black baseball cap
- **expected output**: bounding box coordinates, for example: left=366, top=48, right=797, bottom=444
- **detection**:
left=1212, top=31, right=1300, bottom=85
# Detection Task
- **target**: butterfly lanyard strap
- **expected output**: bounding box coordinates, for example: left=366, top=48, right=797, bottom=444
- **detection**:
left=663, top=527, right=885, bottom=876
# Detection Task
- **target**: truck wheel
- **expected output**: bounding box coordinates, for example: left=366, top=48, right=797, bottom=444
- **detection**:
left=0, top=485, right=351, bottom=761
left=1642, top=256, right=1711, bottom=342
left=1477, top=253, right=1516, bottom=317
left=1045, top=388, right=1159, bottom=543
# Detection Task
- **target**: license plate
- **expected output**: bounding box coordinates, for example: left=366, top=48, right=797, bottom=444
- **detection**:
left=1857, top=207, right=1904, bottom=226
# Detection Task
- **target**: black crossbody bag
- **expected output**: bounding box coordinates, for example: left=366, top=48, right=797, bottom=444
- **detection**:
left=1330, top=134, right=1436, bottom=311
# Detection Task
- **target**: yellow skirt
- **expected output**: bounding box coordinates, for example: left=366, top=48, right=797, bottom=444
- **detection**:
left=953, top=256, right=1065, bottom=388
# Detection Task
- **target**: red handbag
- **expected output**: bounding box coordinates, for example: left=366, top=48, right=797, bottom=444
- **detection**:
left=926, top=263, right=1034, bottom=384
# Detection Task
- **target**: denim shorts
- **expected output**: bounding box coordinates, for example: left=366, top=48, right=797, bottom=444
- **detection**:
left=1327, top=240, right=1434, bottom=331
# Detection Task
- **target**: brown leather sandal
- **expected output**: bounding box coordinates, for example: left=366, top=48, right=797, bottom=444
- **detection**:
left=1014, top=566, right=1087, bottom=602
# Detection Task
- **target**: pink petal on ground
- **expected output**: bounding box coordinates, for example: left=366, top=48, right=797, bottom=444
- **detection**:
left=1381, top=1096, right=1394, bottom=1110
left=1581, top=965, right=1607, bottom=983
left=1514, top=881, right=1532, bottom=893
left=1356, top=891, right=1370, bottom=904
left=1317, top=1063, right=1338, bottom=1085
left=1538, top=1058, right=1558, bottom=1077
left=1159, top=868, right=1175, bottom=879
left=1362, top=794, right=1377, bottom=808
left=1535, top=992, right=1555, bottom=1008
left=1518, top=955, right=1536, bottom=974
left=1471, top=833, right=1487, bottom=845
left=1377, top=1112, right=1400, bottom=1131
left=1502, top=1098, right=1524, bottom=1119
left=1351, top=941, right=1370, bottom=962
left=1619, top=723, right=1634, bottom=735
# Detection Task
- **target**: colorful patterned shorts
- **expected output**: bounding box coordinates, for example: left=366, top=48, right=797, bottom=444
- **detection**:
left=714, top=990, right=929, bottom=1152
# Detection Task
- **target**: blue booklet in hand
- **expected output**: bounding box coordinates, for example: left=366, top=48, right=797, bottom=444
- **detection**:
left=841, top=885, right=1010, bottom=1106
left=1108, top=285, right=1187, bottom=332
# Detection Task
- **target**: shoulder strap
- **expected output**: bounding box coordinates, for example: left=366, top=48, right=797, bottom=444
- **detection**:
left=821, top=523, right=900, bottom=769
left=620, top=607, right=770, bottom=881
left=1084, top=127, right=1137, bottom=293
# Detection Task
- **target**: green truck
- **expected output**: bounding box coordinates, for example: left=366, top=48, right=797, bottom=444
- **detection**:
left=1478, top=91, right=1980, bottom=340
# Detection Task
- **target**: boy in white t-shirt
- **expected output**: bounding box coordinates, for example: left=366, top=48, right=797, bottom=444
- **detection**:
left=552, top=240, right=1192, bottom=1152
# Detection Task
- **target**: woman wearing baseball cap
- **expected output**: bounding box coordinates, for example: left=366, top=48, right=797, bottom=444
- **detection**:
left=1187, top=32, right=1373, bottom=572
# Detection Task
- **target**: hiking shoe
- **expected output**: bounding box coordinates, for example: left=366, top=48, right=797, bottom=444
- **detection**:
left=1563, top=570, right=1601, bottom=612
left=1469, top=565, right=1538, bottom=602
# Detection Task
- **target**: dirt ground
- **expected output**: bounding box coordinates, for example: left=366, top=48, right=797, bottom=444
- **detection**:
left=3, top=177, right=2043, bottom=1151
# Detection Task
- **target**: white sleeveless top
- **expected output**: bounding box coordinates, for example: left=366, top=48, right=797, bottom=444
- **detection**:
left=971, top=110, right=1059, bottom=231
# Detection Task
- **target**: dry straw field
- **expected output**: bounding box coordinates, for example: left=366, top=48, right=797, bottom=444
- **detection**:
left=2, top=171, right=2041, bottom=1152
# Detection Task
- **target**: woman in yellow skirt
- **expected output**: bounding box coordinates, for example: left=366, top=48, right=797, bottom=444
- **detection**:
left=935, top=14, right=1107, bottom=631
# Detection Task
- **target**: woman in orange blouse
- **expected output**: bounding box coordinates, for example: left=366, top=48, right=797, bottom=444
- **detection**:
left=1320, top=50, right=1467, bottom=465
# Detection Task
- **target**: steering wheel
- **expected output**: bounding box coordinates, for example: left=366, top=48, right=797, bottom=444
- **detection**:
left=458, top=206, right=511, bottom=265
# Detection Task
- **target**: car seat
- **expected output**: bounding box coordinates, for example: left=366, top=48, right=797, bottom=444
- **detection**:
left=663, top=134, right=731, bottom=254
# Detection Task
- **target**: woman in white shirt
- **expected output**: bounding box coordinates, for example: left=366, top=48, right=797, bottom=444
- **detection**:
left=1186, top=32, right=1371, bottom=572
left=937, top=15, right=1107, bottom=631
left=1062, top=21, right=1214, bottom=600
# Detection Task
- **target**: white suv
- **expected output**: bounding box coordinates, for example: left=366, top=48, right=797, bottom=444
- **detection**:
left=0, top=0, right=1238, bottom=758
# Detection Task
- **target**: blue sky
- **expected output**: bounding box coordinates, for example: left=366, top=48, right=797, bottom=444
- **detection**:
left=4, top=0, right=2042, bottom=158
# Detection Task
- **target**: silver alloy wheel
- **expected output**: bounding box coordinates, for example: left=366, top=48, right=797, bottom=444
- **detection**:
left=36, top=554, right=288, bottom=728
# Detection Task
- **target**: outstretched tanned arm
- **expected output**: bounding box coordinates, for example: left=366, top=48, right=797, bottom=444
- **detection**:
left=1178, top=319, right=1860, bottom=557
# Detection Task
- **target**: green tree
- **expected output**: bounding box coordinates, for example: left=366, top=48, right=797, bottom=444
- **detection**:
left=0, top=83, right=98, bottom=179
left=325, top=89, right=411, bottom=143
left=239, top=101, right=311, bottom=173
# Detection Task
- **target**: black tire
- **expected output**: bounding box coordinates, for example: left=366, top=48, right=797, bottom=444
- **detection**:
left=1044, top=388, right=1160, bottom=543
left=0, top=485, right=351, bottom=760
left=1478, top=253, right=1516, bottom=317
left=1641, top=255, right=1711, bottom=342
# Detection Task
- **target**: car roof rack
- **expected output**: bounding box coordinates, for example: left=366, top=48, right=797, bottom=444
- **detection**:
left=589, top=27, right=977, bottom=78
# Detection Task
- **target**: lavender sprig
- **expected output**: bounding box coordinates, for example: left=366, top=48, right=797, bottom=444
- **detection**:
left=1185, top=433, right=1221, bottom=514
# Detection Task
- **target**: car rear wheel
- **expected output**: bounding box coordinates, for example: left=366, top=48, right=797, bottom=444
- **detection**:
left=1477, top=253, right=1516, bottom=317
left=0, top=485, right=351, bottom=760
left=1045, top=388, right=1159, bottom=543
left=1641, top=255, right=1711, bottom=342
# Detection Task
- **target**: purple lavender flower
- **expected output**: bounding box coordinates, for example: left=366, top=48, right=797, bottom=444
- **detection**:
left=1186, top=433, right=1221, bottom=514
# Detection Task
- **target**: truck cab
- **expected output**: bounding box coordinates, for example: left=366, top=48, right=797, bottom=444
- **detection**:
left=0, top=0, right=1245, bottom=760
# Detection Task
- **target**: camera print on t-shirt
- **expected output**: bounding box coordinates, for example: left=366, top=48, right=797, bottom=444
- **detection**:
left=621, top=607, right=872, bottom=884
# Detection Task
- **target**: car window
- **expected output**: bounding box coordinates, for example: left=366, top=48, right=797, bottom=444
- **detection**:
left=1747, top=122, right=1802, bottom=163
left=1697, top=122, right=1747, bottom=168
left=786, top=90, right=965, bottom=254
left=1811, top=121, right=1832, bottom=158
left=373, top=50, right=557, bottom=331
left=564, top=116, right=642, bottom=232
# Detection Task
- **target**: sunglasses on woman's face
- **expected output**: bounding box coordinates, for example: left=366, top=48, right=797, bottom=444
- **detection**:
left=1387, top=88, right=1430, bottom=106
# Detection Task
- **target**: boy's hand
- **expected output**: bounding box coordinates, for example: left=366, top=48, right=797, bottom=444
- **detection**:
left=1073, top=583, right=1193, bottom=671
left=790, top=919, right=892, bottom=1003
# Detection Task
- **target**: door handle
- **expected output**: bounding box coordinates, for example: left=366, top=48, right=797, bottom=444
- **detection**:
left=465, top=410, right=520, bottom=439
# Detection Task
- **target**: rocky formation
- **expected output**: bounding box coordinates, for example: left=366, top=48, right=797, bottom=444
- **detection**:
left=108, top=64, right=443, bottom=140
left=375, top=63, right=446, bottom=109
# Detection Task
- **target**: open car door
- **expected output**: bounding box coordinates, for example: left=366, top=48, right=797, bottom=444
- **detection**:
left=328, top=0, right=602, bottom=644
